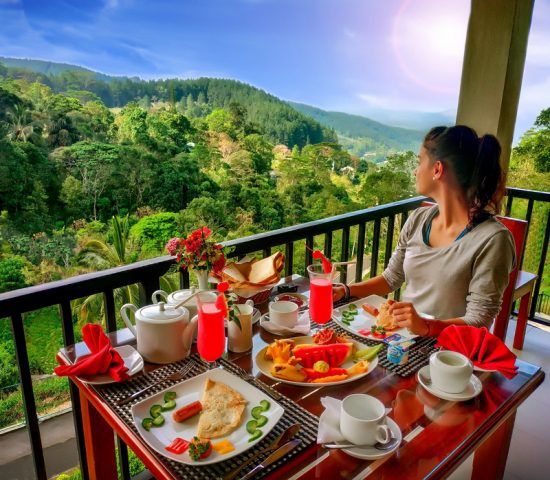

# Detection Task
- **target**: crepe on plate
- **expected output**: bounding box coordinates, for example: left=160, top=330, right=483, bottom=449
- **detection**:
left=376, top=301, right=399, bottom=330
left=196, top=379, right=247, bottom=438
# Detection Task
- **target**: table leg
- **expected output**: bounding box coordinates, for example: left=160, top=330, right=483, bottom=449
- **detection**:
left=79, top=390, right=118, bottom=480
left=513, top=293, right=531, bottom=350
left=471, top=412, right=516, bottom=480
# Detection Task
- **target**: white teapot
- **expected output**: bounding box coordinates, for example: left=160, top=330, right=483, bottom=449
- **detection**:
left=120, top=302, right=197, bottom=364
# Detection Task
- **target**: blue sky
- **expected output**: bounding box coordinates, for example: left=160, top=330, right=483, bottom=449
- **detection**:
left=0, top=0, right=549, bottom=140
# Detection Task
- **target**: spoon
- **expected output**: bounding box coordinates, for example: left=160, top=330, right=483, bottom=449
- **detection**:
left=323, top=434, right=400, bottom=451
left=224, top=423, right=301, bottom=480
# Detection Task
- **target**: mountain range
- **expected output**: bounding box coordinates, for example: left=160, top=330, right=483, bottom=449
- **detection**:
left=1, top=56, right=424, bottom=156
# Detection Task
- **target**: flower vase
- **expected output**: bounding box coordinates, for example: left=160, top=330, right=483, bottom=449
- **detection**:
left=194, top=269, right=210, bottom=291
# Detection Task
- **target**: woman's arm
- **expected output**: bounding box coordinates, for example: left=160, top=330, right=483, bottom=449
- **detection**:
left=389, top=301, right=467, bottom=336
left=333, top=275, right=393, bottom=301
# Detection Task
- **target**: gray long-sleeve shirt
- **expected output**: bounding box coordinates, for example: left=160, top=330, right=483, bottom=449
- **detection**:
left=382, top=206, right=515, bottom=328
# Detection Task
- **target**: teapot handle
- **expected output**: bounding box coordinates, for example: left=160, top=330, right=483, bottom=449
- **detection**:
left=120, top=304, right=138, bottom=337
left=152, top=290, right=168, bottom=304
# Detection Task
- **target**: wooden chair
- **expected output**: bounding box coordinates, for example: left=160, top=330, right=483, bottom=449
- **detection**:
left=420, top=202, right=536, bottom=347
left=493, top=216, right=536, bottom=349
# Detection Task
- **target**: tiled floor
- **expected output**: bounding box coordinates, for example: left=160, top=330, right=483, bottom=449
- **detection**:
left=504, top=319, right=550, bottom=480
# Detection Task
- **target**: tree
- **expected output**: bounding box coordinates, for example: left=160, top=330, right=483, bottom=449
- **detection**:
left=73, top=215, right=177, bottom=326
left=0, top=256, right=27, bottom=293
left=52, top=141, right=119, bottom=219
left=515, top=108, right=550, bottom=173
left=115, top=102, right=150, bottom=146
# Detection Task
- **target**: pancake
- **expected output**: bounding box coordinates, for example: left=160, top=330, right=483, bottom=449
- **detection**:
left=196, top=379, right=247, bottom=439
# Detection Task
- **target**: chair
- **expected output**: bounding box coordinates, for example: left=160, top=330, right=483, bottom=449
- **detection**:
left=419, top=202, right=536, bottom=347
left=493, top=216, right=536, bottom=349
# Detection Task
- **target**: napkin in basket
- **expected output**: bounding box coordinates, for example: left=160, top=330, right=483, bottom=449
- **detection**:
left=220, top=252, right=284, bottom=290
left=54, top=324, right=129, bottom=382
left=436, top=325, right=518, bottom=379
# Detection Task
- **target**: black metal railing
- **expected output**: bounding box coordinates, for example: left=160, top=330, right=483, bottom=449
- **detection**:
left=504, top=187, right=550, bottom=321
left=0, top=187, right=548, bottom=479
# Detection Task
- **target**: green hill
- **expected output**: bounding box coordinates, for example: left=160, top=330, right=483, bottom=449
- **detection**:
left=288, top=101, right=422, bottom=158
left=0, top=56, right=116, bottom=82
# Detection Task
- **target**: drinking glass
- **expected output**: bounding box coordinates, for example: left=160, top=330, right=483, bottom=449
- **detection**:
left=307, top=263, right=335, bottom=324
left=196, top=293, right=226, bottom=367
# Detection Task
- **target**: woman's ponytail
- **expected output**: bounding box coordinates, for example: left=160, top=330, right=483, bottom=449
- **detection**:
left=469, top=134, right=504, bottom=222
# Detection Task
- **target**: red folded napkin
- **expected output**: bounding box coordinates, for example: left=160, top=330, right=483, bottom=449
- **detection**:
left=55, top=324, right=129, bottom=382
left=436, top=325, right=518, bottom=379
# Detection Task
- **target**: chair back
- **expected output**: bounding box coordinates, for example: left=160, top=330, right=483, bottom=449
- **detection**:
left=493, top=215, right=527, bottom=340
left=419, top=201, right=527, bottom=339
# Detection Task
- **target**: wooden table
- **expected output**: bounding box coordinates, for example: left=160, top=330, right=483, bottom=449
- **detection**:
left=58, top=276, right=545, bottom=480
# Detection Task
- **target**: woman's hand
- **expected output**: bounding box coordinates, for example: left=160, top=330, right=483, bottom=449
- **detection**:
left=389, top=301, right=430, bottom=336
left=332, top=284, right=346, bottom=302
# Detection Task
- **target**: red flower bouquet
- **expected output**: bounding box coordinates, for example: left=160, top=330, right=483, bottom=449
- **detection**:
left=166, top=226, right=226, bottom=273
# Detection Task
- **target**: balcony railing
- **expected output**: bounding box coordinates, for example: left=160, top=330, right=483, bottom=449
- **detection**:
left=0, top=188, right=548, bottom=480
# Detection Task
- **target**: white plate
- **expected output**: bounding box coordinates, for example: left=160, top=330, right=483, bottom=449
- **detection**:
left=333, top=295, right=419, bottom=343
left=256, top=336, right=378, bottom=387
left=417, top=365, right=482, bottom=402
left=131, top=368, right=284, bottom=465
left=334, top=417, right=402, bottom=460
left=272, top=293, right=309, bottom=309
left=77, top=345, right=144, bottom=385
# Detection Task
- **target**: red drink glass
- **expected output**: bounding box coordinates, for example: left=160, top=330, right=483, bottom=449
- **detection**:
left=307, top=263, right=335, bottom=324
left=196, top=295, right=226, bottom=365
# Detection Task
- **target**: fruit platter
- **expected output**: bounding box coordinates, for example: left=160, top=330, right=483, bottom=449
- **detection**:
left=255, top=328, right=382, bottom=387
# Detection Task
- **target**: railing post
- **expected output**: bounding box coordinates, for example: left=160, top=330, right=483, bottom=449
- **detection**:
left=60, top=301, right=90, bottom=480
left=10, top=313, right=47, bottom=480
left=530, top=209, right=550, bottom=319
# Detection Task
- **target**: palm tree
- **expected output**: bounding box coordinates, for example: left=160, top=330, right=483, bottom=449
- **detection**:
left=73, top=215, right=178, bottom=328
left=7, top=104, right=36, bottom=142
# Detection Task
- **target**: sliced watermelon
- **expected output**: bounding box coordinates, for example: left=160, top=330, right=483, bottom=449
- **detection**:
left=293, top=343, right=353, bottom=368
left=215, top=294, right=228, bottom=317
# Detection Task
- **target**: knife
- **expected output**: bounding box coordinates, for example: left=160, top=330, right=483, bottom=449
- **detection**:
left=238, top=439, right=302, bottom=480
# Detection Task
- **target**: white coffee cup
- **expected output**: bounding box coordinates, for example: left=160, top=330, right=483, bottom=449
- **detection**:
left=340, top=394, right=391, bottom=446
left=228, top=301, right=254, bottom=353
left=268, top=300, right=299, bottom=328
left=429, top=350, right=473, bottom=394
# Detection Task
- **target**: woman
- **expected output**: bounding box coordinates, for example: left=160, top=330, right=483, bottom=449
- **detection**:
left=333, top=125, right=515, bottom=336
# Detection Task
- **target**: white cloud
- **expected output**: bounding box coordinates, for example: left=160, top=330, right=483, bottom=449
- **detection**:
left=357, top=92, right=450, bottom=112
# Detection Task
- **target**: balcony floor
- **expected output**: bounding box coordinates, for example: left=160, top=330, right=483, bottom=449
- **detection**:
left=504, top=318, right=550, bottom=480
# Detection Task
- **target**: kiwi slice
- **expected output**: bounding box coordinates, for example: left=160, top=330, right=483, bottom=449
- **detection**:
left=163, top=391, right=177, bottom=402
left=246, top=419, right=258, bottom=434
left=251, top=406, right=264, bottom=419
left=141, top=418, right=153, bottom=431
left=259, top=399, right=271, bottom=411
left=149, top=404, right=162, bottom=418
left=161, top=400, right=176, bottom=411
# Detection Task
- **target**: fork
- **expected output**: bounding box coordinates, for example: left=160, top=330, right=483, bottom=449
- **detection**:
left=116, top=362, right=195, bottom=406
left=241, top=373, right=283, bottom=401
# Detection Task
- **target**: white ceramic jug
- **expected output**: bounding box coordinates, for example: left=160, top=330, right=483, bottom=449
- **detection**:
left=120, top=302, right=196, bottom=364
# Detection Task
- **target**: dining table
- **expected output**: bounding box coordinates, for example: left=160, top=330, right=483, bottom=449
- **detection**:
left=57, top=275, right=545, bottom=480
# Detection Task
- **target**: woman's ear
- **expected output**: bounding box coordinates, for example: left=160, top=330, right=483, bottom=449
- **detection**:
left=433, top=160, right=444, bottom=180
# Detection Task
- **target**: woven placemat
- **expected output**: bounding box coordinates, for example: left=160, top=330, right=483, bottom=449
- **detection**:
left=96, top=354, right=318, bottom=480
left=311, top=316, right=438, bottom=377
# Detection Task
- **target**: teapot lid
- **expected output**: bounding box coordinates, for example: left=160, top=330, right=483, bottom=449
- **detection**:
left=140, top=302, right=186, bottom=321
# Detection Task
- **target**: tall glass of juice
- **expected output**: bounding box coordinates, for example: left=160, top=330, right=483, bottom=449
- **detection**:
left=307, top=263, right=335, bottom=324
left=196, top=293, right=226, bottom=367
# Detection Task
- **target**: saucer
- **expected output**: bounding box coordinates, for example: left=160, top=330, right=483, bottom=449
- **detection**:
left=333, top=417, right=402, bottom=460
left=417, top=365, right=482, bottom=402
left=77, top=345, right=144, bottom=385
left=259, top=313, right=310, bottom=336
